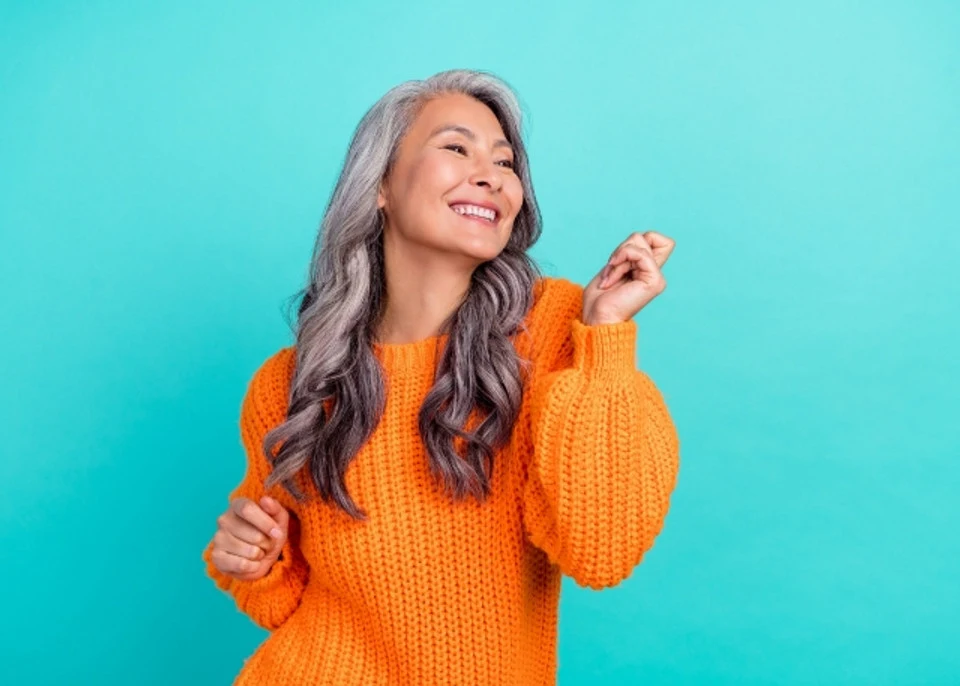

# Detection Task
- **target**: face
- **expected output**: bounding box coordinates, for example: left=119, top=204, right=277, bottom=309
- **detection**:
left=377, top=92, right=523, bottom=265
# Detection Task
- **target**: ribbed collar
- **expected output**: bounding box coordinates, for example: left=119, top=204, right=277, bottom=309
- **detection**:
left=371, top=333, right=450, bottom=372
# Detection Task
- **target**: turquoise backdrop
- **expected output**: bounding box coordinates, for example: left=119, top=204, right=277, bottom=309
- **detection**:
left=1, top=1, right=957, bottom=683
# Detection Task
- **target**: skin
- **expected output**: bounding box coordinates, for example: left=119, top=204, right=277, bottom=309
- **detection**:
left=583, top=230, right=676, bottom=325
left=208, top=495, right=289, bottom=581
left=374, top=92, right=524, bottom=344
left=207, top=94, right=678, bottom=582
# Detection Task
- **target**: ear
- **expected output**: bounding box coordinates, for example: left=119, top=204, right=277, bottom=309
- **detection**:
left=377, top=180, right=387, bottom=210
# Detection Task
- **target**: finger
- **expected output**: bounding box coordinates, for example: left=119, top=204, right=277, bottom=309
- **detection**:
left=599, top=239, right=651, bottom=287
left=600, top=258, right=637, bottom=289
left=231, top=497, right=284, bottom=541
left=623, top=251, right=666, bottom=291
left=642, top=231, right=675, bottom=267
left=601, top=246, right=660, bottom=288
left=219, top=510, right=273, bottom=552
left=211, top=547, right=262, bottom=576
left=215, top=528, right=268, bottom=561
left=630, top=250, right=662, bottom=282
left=608, top=233, right=654, bottom=264
left=260, top=496, right=290, bottom=534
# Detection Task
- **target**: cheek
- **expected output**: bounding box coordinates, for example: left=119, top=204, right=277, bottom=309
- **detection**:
left=395, top=157, right=460, bottom=238
left=412, top=154, right=461, bottom=197
left=506, top=178, right=524, bottom=220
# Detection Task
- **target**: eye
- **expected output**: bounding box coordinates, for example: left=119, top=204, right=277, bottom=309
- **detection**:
left=443, top=144, right=516, bottom=171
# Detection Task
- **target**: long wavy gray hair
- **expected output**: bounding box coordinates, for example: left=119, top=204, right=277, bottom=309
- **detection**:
left=264, top=69, right=545, bottom=520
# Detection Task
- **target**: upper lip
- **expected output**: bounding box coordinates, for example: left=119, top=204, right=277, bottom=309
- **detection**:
left=448, top=199, right=502, bottom=221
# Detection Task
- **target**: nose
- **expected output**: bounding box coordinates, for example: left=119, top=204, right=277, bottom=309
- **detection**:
left=468, top=155, right=504, bottom=192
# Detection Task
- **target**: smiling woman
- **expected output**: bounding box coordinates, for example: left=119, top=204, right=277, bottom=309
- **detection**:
left=374, top=91, right=526, bottom=318
left=201, top=68, right=680, bottom=686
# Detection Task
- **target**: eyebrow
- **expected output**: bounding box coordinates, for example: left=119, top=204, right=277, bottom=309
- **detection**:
left=428, top=124, right=514, bottom=153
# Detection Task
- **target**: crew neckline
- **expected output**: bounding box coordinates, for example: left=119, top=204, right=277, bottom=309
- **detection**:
left=372, top=332, right=450, bottom=369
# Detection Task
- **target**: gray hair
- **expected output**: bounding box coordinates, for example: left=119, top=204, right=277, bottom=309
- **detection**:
left=265, top=68, right=544, bottom=520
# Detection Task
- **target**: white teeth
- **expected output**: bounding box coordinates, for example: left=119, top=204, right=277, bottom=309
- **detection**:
left=451, top=204, right=496, bottom=222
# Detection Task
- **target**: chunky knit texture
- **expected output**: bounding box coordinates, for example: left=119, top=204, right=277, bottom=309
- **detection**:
left=202, top=275, right=681, bottom=685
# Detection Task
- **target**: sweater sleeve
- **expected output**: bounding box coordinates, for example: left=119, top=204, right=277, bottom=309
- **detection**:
left=201, top=349, right=310, bottom=630
left=522, top=312, right=681, bottom=590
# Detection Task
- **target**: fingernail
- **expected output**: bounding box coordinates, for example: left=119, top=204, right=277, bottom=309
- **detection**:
left=270, top=527, right=283, bottom=539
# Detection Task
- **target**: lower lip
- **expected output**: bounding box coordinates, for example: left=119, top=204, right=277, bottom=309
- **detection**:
left=451, top=209, right=498, bottom=227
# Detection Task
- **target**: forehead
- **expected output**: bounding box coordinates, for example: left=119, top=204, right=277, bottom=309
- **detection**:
left=409, top=93, right=508, bottom=142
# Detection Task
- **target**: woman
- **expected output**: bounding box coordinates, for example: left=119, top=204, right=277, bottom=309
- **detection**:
left=202, top=68, right=680, bottom=685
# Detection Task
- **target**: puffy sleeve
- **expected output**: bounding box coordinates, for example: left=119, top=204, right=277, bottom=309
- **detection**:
left=201, top=348, right=311, bottom=630
left=521, top=280, right=681, bottom=590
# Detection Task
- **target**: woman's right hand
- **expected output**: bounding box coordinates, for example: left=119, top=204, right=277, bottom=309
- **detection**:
left=208, top=495, right=290, bottom=581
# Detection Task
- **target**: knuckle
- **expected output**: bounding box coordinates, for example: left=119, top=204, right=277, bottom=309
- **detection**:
left=239, top=501, right=257, bottom=521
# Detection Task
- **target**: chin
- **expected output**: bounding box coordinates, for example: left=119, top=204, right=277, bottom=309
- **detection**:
left=471, top=249, right=505, bottom=262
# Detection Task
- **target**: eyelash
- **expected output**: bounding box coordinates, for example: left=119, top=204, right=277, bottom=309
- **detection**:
left=443, top=143, right=515, bottom=170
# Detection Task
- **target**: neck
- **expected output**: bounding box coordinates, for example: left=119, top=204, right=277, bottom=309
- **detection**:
left=375, top=246, right=473, bottom=346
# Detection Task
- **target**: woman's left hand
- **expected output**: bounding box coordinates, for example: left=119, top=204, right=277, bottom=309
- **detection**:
left=582, top=231, right=675, bottom=325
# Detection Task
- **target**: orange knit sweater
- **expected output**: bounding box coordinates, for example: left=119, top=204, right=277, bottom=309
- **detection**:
left=202, top=276, right=680, bottom=685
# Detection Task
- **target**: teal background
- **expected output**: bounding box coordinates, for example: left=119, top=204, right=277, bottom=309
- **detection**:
left=1, top=0, right=957, bottom=683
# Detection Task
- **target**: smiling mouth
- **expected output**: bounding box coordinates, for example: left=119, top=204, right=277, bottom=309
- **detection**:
left=449, top=206, right=499, bottom=226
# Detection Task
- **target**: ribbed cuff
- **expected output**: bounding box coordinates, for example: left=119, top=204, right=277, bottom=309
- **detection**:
left=570, top=318, right=638, bottom=375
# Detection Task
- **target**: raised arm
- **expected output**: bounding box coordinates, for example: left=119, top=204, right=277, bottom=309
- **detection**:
left=521, top=280, right=680, bottom=589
